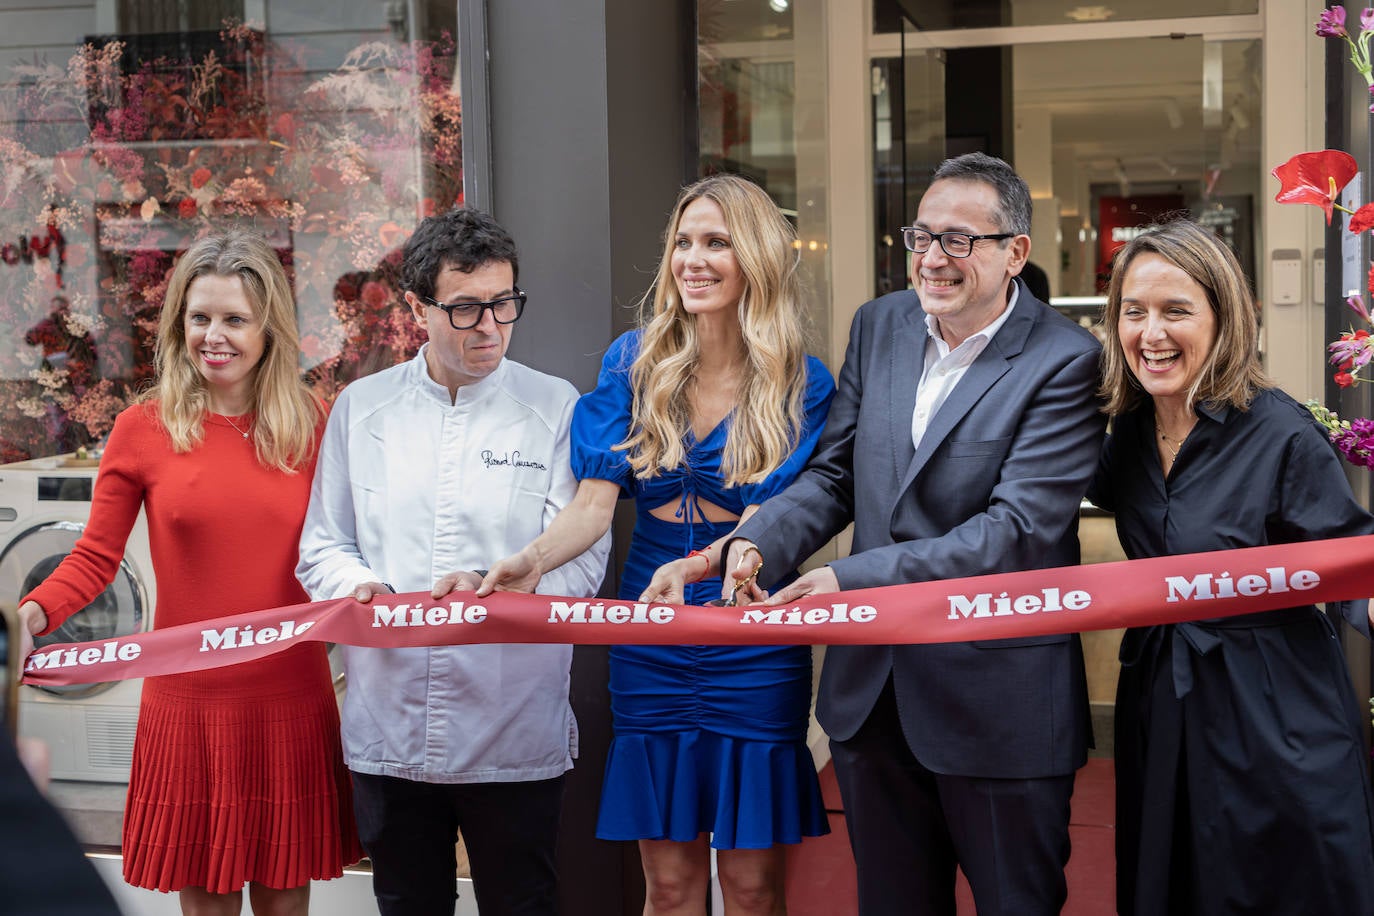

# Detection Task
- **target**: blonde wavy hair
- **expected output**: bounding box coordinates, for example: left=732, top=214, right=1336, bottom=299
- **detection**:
left=148, top=230, right=321, bottom=471
left=616, top=174, right=810, bottom=486
left=1100, top=219, right=1270, bottom=416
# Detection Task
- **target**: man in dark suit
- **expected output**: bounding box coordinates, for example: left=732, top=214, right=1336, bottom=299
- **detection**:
left=727, top=152, right=1104, bottom=915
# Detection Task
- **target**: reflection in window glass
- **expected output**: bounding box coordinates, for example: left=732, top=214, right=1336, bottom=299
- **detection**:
left=698, top=0, right=830, bottom=359
left=0, top=4, right=461, bottom=462
left=878, top=0, right=1256, bottom=32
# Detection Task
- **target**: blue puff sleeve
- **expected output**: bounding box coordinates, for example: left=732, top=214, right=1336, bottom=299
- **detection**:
left=570, top=330, right=641, bottom=493
left=738, top=354, right=836, bottom=506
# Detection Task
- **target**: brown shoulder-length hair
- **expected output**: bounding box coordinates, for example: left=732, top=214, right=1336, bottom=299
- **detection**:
left=1099, top=219, right=1270, bottom=416
left=148, top=230, right=322, bottom=471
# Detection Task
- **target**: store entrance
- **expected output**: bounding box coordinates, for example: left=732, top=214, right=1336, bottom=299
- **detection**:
left=870, top=11, right=1263, bottom=729
left=872, top=27, right=1262, bottom=307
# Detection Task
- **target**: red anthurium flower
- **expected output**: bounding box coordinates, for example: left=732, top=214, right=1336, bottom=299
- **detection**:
left=1272, top=150, right=1359, bottom=224
left=1350, top=203, right=1374, bottom=234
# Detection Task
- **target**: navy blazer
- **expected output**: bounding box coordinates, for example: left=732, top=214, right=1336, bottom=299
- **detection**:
left=734, top=282, right=1105, bottom=779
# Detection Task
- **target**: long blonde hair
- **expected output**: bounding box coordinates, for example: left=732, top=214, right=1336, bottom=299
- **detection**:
left=617, top=175, right=809, bottom=486
left=149, top=230, right=321, bottom=471
left=1099, top=219, right=1269, bottom=416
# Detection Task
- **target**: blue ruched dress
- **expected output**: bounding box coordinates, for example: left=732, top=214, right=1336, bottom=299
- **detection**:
left=572, top=330, right=836, bottom=849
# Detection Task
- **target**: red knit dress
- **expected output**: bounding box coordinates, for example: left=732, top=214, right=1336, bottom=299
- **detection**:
left=23, top=402, right=363, bottom=894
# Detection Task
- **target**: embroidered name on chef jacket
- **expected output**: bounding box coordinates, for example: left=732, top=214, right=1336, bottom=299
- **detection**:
left=480, top=449, right=548, bottom=470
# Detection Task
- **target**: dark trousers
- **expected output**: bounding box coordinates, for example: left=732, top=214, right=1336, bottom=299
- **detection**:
left=352, top=769, right=566, bottom=916
left=830, top=682, right=1075, bottom=916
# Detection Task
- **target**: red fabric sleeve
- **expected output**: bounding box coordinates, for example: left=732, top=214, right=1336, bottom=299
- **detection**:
left=21, top=406, right=148, bottom=635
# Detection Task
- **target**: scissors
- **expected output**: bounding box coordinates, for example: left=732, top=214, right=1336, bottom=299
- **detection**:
left=706, top=547, right=764, bottom=607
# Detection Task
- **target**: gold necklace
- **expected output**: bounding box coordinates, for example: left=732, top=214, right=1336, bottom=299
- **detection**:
left=1157, top=415, right=1196, bottom=462
left=222, top=414, right=251, bottom=440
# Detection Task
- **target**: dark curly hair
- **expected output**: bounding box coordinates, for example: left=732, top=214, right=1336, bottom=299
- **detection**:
left=400, top=207, right=519, bottom=301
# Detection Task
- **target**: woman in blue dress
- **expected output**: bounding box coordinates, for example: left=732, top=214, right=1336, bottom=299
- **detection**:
left=478, top=174, right=834, bottom=914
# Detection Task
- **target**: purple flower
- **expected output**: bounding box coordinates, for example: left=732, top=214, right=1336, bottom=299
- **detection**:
left=1349, top=295, right=1371, bottom=321
left=1335, top=418, right=1374, bottom=468
left=1363, top=8, right=1374, bottom=31
left=1318, top=6, right=1349, bottom=38
left=1329, top=333, right=1374, bottom=370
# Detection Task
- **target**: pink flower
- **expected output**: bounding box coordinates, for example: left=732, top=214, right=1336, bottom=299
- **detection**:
left=1329, top=331, right=1374, bottom=372
left=1347, top=295, right=1370, bottom=321
left=1363, top=8, right=1374, bottom=31
left=1317, top=6, right=1348, bottom=38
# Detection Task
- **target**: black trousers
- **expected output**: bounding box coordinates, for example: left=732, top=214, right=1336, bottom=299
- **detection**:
left=351, top=769, right=566, bottom=916
left=830, top=681, right=1075, bottom=916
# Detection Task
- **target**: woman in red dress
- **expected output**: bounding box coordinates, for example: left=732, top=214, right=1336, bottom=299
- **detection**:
left=17, top=231, right=361, bottom=915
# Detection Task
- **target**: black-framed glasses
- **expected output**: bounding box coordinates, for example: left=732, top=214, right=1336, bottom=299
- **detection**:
left=421, top=288, right=527, bottom=329
left=900, top=228, right=1014, bottom=259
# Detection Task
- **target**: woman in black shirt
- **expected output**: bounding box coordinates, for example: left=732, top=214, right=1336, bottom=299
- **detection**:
left=1090, top=219, right=1374, bottom=915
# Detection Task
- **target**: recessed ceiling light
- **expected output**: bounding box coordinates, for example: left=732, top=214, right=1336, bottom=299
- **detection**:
left=1066, top=5, right=1114, bottom=21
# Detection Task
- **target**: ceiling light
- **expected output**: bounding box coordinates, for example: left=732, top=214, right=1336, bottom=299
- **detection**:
left=1152, top=156, right=1178, bottom=176
left=769, top=0, right=789, bottom=11
left=1065, top=6, right=1114, bottom=21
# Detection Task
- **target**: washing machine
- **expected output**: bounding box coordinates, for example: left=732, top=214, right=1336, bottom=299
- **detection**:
left=0, top=455, right=152, bottom=782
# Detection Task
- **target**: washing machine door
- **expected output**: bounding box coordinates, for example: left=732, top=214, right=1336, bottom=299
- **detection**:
left=0, top=521, right=146, bottom=698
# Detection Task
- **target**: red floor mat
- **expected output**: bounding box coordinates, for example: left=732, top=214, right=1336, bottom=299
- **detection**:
left=786, top=758, right=1115, bottom=915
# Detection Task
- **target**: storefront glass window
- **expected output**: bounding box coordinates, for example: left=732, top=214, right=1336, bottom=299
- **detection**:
left=0, top=2, right=462, bottom=462
left=698, top=0, right=831, bottom=358
left=877, top=0, right=1257, bottom=32
left=872, top=28, right=1261, bottom=313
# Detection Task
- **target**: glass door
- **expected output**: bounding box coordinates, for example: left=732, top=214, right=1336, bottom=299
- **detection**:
left=873, top=23, right=945, bottom=297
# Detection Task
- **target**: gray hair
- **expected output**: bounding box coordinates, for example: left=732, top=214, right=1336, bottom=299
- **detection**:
left=931, top=152, right=1032, bottom=236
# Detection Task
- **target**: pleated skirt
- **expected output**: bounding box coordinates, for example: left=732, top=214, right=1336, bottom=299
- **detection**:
left=121, top=644, right=363, bottom=894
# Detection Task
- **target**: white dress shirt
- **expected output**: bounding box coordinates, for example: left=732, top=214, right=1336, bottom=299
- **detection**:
left=912, top=282, right=1020, bottom=449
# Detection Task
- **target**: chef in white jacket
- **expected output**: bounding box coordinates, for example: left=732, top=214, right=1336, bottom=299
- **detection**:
left=298, top=207, right=610, bottom=916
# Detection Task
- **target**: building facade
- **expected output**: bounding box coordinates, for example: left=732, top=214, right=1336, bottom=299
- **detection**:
left=0, top=2, right=1355, bottom=914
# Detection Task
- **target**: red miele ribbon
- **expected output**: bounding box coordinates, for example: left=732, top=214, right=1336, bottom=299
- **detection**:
left=22, top=534, right=1374, bottom=687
